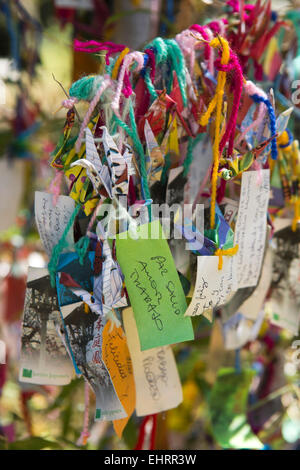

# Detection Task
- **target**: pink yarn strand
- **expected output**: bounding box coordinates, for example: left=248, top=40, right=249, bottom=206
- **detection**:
left=48, top=170, right=63, bottom=206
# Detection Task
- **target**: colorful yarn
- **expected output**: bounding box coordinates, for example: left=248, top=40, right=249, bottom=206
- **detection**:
left=215, top=50, right=244, bottom=157
left=73, top=39, right=127, bottom=66
left=75, top=76, right=112, bottom=153
left=236, top=81, right=267, bottom=146
left=200, top=37, right=230, bottom=230
left=69, top=76, right=103, bottom=102
left=215, top=244, right=239, bottom=270
left=111, top=47, right=130, bottom=80
left=250, top=93, right=278, bottom=160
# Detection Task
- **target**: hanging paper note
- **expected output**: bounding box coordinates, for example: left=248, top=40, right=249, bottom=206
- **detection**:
left=19, top=267, right=74, bottom=385
left=123, top=307, right=183, bottom=416
left=102, top=321, right=136, bottom=437
left=233, top=170, right=270, bottom=288
left=60, top=302, right=127, bottom=421
left=239, top=248, right=273, bottom=320
left=115, top=220, right=194, bottom=350
left=35, top=192, right=75, bottom=258
left=185, top=256, right=236, bottom=317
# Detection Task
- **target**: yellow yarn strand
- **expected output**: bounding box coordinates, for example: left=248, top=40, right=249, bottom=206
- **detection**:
left=200, top=37, right=230, bottom=229
left=111, top=47, right=130, bottom=80
left=215, top=244, right=239, bottom=270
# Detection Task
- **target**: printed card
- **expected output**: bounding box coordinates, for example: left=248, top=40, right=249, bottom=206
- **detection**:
left=19, top=267, right=73, bottom=385
left=60, top=302, right=127, bottom=421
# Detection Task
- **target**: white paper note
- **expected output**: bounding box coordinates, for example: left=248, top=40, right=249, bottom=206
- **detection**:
left=233, top=170, right=270, bottom=288
left=123, top=307, right=183, bottom=417
left=184, top=256, right=236, bottom=317
left=239, top=248, right=273, bottom=320
left=35, top=191, right=75, bottom=258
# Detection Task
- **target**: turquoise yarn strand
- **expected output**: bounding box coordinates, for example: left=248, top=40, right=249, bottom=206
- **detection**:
left=164, top=39, right=187, bottom=108
left=144, top=38, right=187, bottom=108
left=144, top=68, right=158, bottom=102
left=69, top=76, right=104, bottom=101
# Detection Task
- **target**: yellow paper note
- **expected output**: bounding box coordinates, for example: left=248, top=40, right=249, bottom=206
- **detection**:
left=102, top=321, right=136, bottom=437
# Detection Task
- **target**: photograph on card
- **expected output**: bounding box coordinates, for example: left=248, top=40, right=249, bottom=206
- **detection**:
left=19, top=267, right=73, bottom=385
left=61, top=302, right=126, bottom=421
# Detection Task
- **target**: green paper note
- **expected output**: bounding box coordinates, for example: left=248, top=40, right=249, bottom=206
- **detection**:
left=115, top=220, right=194, bottom=350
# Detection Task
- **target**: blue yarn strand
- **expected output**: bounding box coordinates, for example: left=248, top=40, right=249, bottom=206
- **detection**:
left=250, top=93, right=278, bottom=160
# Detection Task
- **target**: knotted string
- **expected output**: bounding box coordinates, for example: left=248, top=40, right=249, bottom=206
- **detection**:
left=215, top=244, right=239, bottom=270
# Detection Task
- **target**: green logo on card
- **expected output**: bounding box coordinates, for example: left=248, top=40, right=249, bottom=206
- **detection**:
left=273, top=313, right=280, bottom=321
left=22, top=368, right=32, bottom=378
left=95, top=409, right=101, bottom=419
